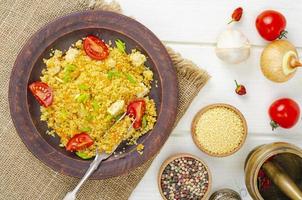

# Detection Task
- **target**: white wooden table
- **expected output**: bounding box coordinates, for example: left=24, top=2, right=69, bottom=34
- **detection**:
left=115, top=1, right=302, bottom=199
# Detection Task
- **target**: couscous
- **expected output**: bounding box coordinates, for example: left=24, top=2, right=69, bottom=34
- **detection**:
left=29, top=35, right=157, bottom=159
left=192, top=104, right=246, bottom=156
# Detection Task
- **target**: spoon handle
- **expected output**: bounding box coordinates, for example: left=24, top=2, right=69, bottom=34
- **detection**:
left=63, top=114, right=129, bottom=200
left=63, top=153, right=106, bottom=200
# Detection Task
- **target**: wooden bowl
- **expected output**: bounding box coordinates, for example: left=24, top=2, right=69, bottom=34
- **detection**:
left=157, top=153, right=212, bottom=200
left=191, top=104, right=248, bottom=157
left=8, top=11, right=178, bottom=179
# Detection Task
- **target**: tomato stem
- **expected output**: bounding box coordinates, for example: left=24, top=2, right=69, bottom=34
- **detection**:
left=278, top=30, right=288, bottom=39
left=270, top=120, right=279, bottom=131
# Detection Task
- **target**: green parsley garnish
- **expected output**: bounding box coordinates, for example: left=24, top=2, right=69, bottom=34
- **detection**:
left=63, top=64, right=77, bottom=83
left=85, top=114, right=94, bottom=122
left=76, top=93, right=90, bottom=103
left=81, top=127, right=92, bottom=132
left=125, top=73, right=137, bottom=84
left=115, top=39, right=126, bottom=53
left=79, top=84, right=89, bottom=90
left=142, top=115, right=147, bottom=128
left=107, top=70, right=121, bottom=79
left=92, top=101, right=100, bottom=110
left=75, top=151, right=93, bottom=159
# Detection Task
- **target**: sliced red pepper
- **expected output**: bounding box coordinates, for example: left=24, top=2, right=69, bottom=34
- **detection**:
left=66, top=132, right=94, bottom=152
left=127, top=99, right=146, bottom=129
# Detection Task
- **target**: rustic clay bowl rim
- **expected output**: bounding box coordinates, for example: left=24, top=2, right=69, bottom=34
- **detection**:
left=191, top=103, right=248, bottom=157
left=157, top=153, right=212, bottom=200
left=8, top=10, right=178, bottom=179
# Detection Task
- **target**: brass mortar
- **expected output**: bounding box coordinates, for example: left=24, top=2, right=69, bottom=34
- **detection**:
left=245, top=142, right=302, bottom=200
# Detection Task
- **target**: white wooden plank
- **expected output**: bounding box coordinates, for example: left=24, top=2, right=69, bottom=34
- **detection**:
left=118, top=0, right=302, bottom=47
left=130, top=134, right=302, bottom=200
left=115, top=1, right=302, bottom=199
left=130, top=43, right=302, bottom=199
left=168, top=43, right=302, bottom=136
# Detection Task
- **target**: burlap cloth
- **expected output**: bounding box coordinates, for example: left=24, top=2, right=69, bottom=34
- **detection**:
left=0, top=0, right=210, bottom=199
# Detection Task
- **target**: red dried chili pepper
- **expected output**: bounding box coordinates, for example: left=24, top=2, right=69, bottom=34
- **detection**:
left=234, top=80, right=246, bottom=96
left=228, top=7, right=243, bottom=24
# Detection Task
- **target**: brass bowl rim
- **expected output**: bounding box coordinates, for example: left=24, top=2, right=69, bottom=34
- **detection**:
left=157, top=153, right=212, bottom=200
left=191, top=103, right=248, bottom=157
left=244, top=142, right=302, bottom=200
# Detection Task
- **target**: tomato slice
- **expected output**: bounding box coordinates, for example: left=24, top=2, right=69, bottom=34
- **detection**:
left=83, top=35, right=109, bottom=60
left=29, top=81, right=53, bottom=107
left=127, top=99, right=146, bottom=129
left=66, top=133, right=94, bottom=152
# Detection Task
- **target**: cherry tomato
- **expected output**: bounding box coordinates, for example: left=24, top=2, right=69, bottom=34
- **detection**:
left=269, top=98, right=300, bottom=130
left=29, top=81, right=53, bottom=107
left=66, top=133, right=94, bottom=152
left=127, top=99, right=146, bottom=129
left=256, top=10, right=287, bottom=41
left=83, top=35, right=109, bottom=60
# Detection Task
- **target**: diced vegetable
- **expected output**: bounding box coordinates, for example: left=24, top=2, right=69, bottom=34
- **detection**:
left=142, top=115, right=147, bottom=128
left=76, top=94, right=90, bottom=103
left=106, top=58, right=116, bottom=68
left=115, top=39, right=126, bottom=53
left=65, top=64, right=76, bottom=72
left=65, top=48, right=79, bottom=62
left=75, top=151, right=94, bottom=159
left=92, top=101, right=100, bottom=110
left=79, top=84, right=89, bottom=90
left=129, top=51, right=146, bottom=67
left=125, top=73, right=137, bottom=84
left=85, top=114, right=94, bottom=122
left=107, top=70, right=121, bottom=79
left=81, top=127, right=92, bottom=132
left=107, top=100, right=125, bottom=116
left=63, top=64, right=77, bottom=83
left=137, top=83, right=149, bottom=98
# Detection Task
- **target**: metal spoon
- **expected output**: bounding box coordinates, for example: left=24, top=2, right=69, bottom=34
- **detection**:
left=63, top=113, right=134, bottom=200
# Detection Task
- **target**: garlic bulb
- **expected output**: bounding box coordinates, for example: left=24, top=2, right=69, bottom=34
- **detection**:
left=215, top=28, right=251, bottom=64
